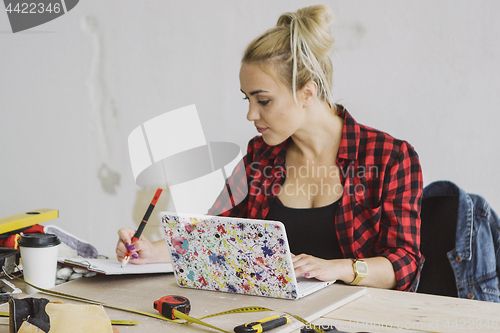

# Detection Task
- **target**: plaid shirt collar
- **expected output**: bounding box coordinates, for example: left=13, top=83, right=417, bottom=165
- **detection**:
left=336, top=105, right=360, bottom=162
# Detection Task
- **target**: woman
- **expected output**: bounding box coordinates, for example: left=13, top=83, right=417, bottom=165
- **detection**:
left=117, top=5, right=424, bottom=292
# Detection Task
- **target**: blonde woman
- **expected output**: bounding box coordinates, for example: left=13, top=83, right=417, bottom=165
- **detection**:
left=117, top=5, right=424, bottom=292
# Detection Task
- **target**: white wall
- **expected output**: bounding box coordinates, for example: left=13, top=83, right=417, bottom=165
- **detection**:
left=1, top=0, right=499, bottom=256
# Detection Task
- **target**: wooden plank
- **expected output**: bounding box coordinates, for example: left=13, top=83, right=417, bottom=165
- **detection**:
left=323, top=287, right=500, bottom=333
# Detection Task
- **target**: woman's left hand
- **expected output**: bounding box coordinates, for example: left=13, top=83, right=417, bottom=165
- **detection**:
left=292, top=253, right=349, bottom=282
left=292, top=254, right=397, bottom=289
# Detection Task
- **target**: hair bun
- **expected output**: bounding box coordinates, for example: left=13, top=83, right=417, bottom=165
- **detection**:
left=278, top=4, right=333, bottom=28
left=277, top=4, right=334, bottom=56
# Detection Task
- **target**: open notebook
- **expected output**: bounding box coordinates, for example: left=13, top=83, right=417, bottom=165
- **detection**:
left=58, top=258, right=173, bottom=275
left=161, top=212, right=336, bottom=299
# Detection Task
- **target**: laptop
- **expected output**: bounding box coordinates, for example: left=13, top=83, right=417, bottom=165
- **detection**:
left=160, top=212, right=335, bottom=299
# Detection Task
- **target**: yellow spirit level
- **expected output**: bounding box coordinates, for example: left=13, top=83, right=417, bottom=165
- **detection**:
left=0, top=209, right=58, bottom=234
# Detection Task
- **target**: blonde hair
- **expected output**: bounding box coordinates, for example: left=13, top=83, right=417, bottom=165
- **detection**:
left=242, top=5, right=335, bottom=109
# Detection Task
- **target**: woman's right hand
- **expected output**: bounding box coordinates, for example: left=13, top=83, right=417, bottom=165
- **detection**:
left=116, top=228, right=171, bottom=264
left=116, top=228, right=155, bottom=265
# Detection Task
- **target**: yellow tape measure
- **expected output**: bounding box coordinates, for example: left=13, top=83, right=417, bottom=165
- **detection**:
left=0, top=312, right=138, bottom=326
left=15, top=277, right=326, bottom=333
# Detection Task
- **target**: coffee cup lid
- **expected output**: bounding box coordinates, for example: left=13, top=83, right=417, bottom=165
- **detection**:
left=18, top=233, right=61, bottom=248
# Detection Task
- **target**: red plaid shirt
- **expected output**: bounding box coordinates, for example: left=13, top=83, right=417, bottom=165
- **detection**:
left=209, top=106, right=424, bottom=291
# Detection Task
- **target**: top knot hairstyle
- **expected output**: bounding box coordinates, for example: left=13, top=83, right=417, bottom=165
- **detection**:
left=242, top=5, right=335, bottom=109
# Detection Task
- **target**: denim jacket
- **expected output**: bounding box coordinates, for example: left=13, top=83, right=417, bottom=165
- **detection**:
left=423, top=181, right=500, bottom=302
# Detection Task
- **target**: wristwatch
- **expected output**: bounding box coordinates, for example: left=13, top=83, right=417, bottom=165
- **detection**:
left=349, top=259, right=368, bottom=285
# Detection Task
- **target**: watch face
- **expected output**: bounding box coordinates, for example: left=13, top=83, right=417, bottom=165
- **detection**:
left=356, top=261, right=368, bottom=274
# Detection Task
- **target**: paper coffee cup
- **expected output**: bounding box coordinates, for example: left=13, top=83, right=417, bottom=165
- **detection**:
left=19, top=233, right=61, bottom=294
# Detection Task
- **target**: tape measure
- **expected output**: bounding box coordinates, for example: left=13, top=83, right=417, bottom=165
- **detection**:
left=12, top=273, right=328, bottom=333
left=154, top=295, right=191, bottom=320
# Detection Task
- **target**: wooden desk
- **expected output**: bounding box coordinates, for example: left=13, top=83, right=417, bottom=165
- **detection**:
left=1, top=274, right=499, bottom=333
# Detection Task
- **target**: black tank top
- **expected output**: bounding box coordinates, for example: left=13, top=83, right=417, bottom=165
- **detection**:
left=266, top=197, right=343, bottom=260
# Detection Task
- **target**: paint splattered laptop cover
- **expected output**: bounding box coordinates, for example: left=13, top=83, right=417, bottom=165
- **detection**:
left=161, top=212, right=300, bottom=299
